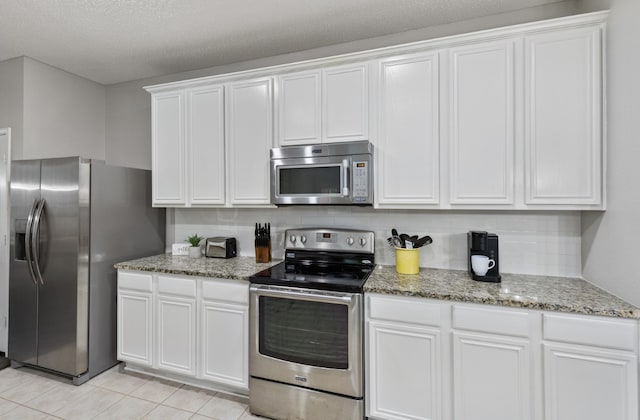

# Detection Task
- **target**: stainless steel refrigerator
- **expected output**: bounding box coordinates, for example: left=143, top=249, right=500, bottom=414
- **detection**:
left=8, top=157, right=165, bottom=384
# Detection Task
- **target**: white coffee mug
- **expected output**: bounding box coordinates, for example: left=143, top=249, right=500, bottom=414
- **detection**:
left=471, top=255, right=495, bottom=276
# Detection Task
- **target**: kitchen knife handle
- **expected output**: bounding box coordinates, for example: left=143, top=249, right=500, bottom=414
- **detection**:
left=24, top=198, right=39, bottom=286
left=31, top=198, right=46, bottom=285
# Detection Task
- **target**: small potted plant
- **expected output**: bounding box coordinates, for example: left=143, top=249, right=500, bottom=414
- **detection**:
left=186, top=234, right=204, bottom=258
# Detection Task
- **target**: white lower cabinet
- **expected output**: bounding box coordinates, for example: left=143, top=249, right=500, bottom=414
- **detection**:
left=542, top=313, right=639, bottom=420
left=451, top=305, right=535, bottom=420
left=117, top=291, right=153, bottom=366
left=117, top=271, right=249, bottom=393
left=157, top=295, right=197, bottom=375
left=543, top=344, right=637, bottom=420
left=368, top=321, right=441, bottom=420
left=366, top=294, right=448, bottom=420
left=117, top=272, right=153, bottom=366
left=452, top=332, right=531, bottom=420
left=367, top=295, right=639, bottom=420
left=199, top=278, right=249, bottom=390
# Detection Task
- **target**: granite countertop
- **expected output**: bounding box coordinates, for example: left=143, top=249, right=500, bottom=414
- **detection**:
left=115, top=254, right=640, bottom=319
left=365, top=266, right=640, bottom=319
left=114, top=254, right=280, bottom=281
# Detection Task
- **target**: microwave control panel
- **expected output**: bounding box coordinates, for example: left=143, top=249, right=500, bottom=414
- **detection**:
left=353, top=161, right=369, bottom=202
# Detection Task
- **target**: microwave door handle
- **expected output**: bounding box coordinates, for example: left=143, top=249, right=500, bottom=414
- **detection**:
left=341, top=159, right=350, bottom=196
left=24, top=198, right=39, bottom=286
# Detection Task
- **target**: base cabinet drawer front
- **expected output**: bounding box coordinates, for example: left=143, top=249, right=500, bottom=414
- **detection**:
left=118, top=271, right=153, bottom=292
left=367, top=321, right=441, bottom=420
left=453, top=304, right=532, bottom=337
left=117, top=291, right=153, bottom=366
left=157, top=274, right=197, bottom=298
left=157, top=295, right=197, bottom=376
left=452, top=332, right=532, bottom=420
left=543, top=343, right=638, bottom=420
left=201, top=278, right=249, bottom=305
left=199, top=301, right=249, bottom=390
left=543, top=313, right=638, bottom=351
left=368, top=294, right=445, bottom=327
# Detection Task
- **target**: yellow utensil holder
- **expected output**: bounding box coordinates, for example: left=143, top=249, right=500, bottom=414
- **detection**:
left=395, top=248, right=420, bottom=274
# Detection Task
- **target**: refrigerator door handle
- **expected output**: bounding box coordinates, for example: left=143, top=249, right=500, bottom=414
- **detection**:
left=24, top=198, right=39, bottom=285
left=31, top=198, right=46, bottom=285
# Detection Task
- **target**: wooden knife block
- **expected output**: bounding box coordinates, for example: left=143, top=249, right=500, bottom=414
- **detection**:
left=255, top=243, right=271, bottom=263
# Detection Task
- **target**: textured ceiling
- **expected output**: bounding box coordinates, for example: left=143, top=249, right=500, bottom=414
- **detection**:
left=0, top=0, right=562, bottom=85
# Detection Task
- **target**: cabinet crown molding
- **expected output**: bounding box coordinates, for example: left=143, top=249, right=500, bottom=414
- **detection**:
left=144, top=11, right=608, bottom=94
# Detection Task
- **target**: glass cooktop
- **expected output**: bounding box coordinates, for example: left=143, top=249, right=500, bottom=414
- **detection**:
left=250, top=259, right=374, bottom=293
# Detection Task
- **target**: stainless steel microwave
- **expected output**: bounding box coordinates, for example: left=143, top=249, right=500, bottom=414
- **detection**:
left=270, top=141, right=373, bottom=206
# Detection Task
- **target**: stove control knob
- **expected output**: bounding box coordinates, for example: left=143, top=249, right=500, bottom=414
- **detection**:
left=347, top=237, right=355, bottom=246
left=289, top=235, right=297, bottom=244
left=359, top=237, right=367, bottom=246
left=300, top=235, right=307, bottom=244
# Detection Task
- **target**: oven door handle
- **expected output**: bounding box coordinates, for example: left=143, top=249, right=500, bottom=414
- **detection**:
left=252, top=286, right=354, bottom=305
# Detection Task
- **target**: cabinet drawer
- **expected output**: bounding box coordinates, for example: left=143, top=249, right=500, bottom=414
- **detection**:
left=453, top=305, right=531, bottom=337
left=158, top=275, right=197, bottom=297
left=202, top=279, right=248, bottom=304
left=118, top=271, right=153, bottom=292
left=543, top=313, right=638, bottom=351
left=368, top=294, right=444, bottom=327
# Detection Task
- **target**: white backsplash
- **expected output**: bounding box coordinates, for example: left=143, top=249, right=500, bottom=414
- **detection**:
left=169, top=208, right=582, bottom=278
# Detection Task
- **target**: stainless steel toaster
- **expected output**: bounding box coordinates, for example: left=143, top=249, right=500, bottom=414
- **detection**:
left=205, top=237, right=237, bottom=258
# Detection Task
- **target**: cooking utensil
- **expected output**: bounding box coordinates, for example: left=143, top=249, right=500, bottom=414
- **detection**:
left=387, top=236, right=403, bottom=248
left=414, top=235, right=432, bottom=248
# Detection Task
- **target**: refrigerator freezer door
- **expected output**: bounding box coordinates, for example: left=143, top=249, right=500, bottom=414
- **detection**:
left=8, top=160, right=41, bottom=365
left=36, top=158, right=89, bottom=376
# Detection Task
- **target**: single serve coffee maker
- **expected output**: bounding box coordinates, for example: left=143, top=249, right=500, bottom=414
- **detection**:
left=468, top=231, right=501, bottom=283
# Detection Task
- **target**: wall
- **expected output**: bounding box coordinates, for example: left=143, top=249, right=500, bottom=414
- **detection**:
left=582, top=0, right=640, bottom=306
left=22, top=58, right=106, bottom=161
left=105, top=1, right=589, bottom=170
left=172, top=208, right=582, bottom=277
left=0, top=58, right=24, bottom=157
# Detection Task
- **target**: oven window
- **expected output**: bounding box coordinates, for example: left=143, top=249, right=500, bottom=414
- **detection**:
left=259, top=296, right=348, bottom=369
left=279, top=166, right=341, bottom=195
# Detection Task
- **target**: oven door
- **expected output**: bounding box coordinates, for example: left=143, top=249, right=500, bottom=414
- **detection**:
left=249, top=284, right=363, bottom=398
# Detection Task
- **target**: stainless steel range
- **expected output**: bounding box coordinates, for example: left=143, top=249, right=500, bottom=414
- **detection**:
left=249, top=228, right=375, bottom=420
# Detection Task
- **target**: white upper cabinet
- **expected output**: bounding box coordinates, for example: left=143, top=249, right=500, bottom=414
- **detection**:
left=152, top=91, right=185, bottom=206
left=146, top=11, right=606, bottom=210
left=187, top=85, right=225, bottom=205
left=276, top=63, right=369, bottom=146
left=226, top=77, right=273, bottom=206
left=448, top=40, right=515, bottom=205
left=276, top=71, right=321, bottom=146
left=524, top=26, right=602, bottom=206
left=150, top=85, right=224, bottom=207
left=323, top=63, right=369, bottom=143
left=376, top=52, right=440, bottom=207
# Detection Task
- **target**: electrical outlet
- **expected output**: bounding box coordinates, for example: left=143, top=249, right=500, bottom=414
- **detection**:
left=172, top=243, right=190, bottom=256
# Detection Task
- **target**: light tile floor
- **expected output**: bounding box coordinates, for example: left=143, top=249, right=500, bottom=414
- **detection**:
left=0, top=364, right=262, bottom=420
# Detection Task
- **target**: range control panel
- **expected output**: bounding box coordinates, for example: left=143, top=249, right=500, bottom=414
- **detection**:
left=285, top=228, right=375, bottom=254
